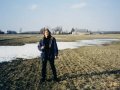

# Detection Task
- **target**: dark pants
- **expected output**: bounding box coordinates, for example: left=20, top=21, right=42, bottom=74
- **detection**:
left=41, top=59, right=57, bottom=79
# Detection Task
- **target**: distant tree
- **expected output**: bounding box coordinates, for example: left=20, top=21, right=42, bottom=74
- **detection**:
left=52, top=26, right=63, bottom=34
left=40, top=27, right=45, bottom=34
left=0, top=30, right=5, bottom=34
left=70, top=28, right=75, bottom=34
left=7, top=30, right=17, bottom=34
left=19, top=28, right=22, bottom=33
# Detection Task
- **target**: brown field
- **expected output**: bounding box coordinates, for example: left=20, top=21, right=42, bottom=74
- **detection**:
left=0, top=34, right=42, bottom=45
left=0, top=34, right=120, bottom=90
left=0, top=34, right=120, bottom=45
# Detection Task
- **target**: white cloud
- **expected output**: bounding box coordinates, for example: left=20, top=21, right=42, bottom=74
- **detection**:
left=30, top=4, right=38, bottom=10
left=71, top=2, right=87, bottom=9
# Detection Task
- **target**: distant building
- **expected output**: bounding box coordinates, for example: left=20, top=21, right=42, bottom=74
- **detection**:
left=71, top=28, right=90, bottom=35
left=7, top=30, right=17, bottom=34
left=0, top=30, right=5, bottom=34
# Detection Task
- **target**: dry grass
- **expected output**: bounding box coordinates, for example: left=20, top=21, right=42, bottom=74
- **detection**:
left=0, top=34, right=120, bottom=45
left=0, top=34, right=42, bottom=46
left=0, top=43, right=120, bottom=90
left=0, top=34, right=42, bottom=45
left=54, top=34, right=120, bottom=42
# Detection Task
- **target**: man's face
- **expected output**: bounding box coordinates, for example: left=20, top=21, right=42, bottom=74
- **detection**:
left=44, top=30, right=49, bottom=37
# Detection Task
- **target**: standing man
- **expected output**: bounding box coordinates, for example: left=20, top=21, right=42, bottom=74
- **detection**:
left=38, top=28, right=59, bottom=83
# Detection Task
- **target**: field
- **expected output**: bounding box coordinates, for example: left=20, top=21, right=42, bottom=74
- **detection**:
left=0, top=34, right=120, bottom=90
left=0, top=34, right=120, bottom=45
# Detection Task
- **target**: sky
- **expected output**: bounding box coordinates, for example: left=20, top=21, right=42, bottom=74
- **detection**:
left=0, top=0, right=120, bottom=32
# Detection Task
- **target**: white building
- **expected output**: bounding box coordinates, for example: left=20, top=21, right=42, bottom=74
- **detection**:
left=71, top=28, right=90, bottom=35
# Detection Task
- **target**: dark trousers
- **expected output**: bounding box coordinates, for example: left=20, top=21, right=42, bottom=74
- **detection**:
left=41, top=59, right=57, bottom=79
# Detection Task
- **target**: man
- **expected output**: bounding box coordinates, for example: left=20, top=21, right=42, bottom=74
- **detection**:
left=38, top=28, right=59, bottom=83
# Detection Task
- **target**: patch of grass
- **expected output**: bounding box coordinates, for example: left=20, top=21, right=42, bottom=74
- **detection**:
left=0, top=34, right=42, bottom=46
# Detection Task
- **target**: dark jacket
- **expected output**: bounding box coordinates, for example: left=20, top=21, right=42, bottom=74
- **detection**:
left=38, top=36, right=58, bottom=60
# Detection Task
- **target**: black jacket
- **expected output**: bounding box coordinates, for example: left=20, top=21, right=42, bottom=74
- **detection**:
left=38, top=36, right=58, bottom=60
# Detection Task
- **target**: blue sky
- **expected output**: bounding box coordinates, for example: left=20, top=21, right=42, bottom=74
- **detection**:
left=0, top=0, right=120, bottom=32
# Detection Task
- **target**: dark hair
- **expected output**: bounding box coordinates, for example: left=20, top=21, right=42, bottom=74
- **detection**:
left=43, top=28, right=51, bottom=37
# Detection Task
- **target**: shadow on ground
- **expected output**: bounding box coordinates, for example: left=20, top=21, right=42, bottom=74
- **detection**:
left=59, top=70, right=120, bottom=81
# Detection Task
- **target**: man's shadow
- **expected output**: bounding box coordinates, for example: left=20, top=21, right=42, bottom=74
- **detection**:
left=58, top=69, right=120, bottom=81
